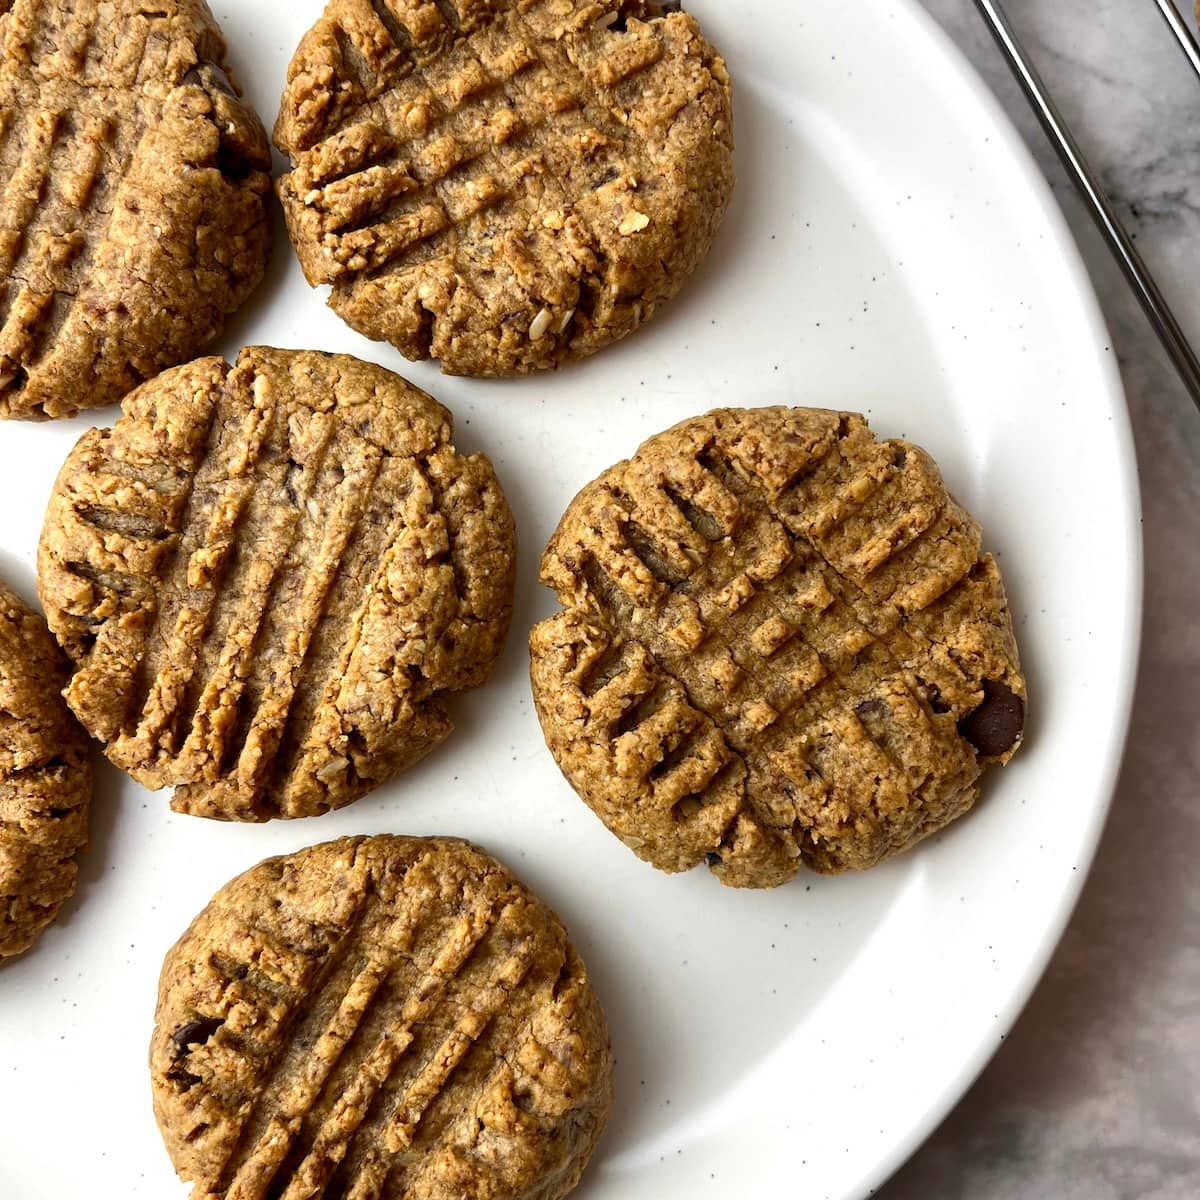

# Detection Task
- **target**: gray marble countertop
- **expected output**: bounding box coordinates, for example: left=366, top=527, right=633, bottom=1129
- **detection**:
left=881, top=2, right=1200, bottom=1197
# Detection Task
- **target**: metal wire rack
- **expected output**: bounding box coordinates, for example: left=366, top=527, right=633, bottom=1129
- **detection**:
left=971, top=0, right=1200, bottom=412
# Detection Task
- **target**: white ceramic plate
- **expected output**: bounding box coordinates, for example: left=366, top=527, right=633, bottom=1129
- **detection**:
left=0, top=1, right=1141, bottom=1197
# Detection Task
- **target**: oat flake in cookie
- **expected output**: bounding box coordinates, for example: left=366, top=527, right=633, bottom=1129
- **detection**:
left=529, top=407, right=1027, bottom=888
left=0, top=580, right=91, bottom=959
left=37, top=347, right=516, bottom=821
left=150, top=835, right=613, bottom=1200
left=0, top=0, right=272, bottom=419
left=274, top=0, right=734, bottom=377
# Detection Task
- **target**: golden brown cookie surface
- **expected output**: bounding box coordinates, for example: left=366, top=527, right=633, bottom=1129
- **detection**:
left=150, top=835, right=613, bottom=1200
left=274, top=0, right=734, bottom=376
left=0, top=579, right=91, bottom=958
left=530, top=407, right=1027, bottom=887
left=38, top=347, right=516, bottom=820
left=0, top=0, right=272, bottom=419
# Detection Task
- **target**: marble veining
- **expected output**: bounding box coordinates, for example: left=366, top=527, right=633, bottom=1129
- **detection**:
left=882, top=2, right=1200, bottom=1197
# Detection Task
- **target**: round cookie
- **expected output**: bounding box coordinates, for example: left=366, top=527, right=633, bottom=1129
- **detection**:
left=0, top=579, right=91, bottom=958
left=529, top=407, right=1027, bottom=888
left=274, top=0, right=733, bottom=377
left=0, top=0, right=272, bottom=419
left=38, top=346, right=517, bottom=821
left=150, top=835, right=613, bottom=1200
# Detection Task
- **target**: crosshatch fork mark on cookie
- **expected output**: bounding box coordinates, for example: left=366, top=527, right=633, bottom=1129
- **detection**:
left=530, top=407, right=1027, bottom=888
left=0, top=0, right=272, bottom=418
left=36, top=347, right=516, bottom=821
left=274, top=0, right=735, bottom=376
left=150, top=836, right=614, bottom=1200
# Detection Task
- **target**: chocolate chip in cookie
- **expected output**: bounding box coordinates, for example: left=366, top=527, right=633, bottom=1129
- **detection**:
left=530, top=407, right=1028, bottom=886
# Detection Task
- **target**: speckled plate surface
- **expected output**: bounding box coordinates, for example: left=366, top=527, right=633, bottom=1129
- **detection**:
left=0, top=1, right=1140, bottom=1198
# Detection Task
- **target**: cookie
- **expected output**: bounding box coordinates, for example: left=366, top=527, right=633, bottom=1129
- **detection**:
left=0, top=579, right=91, bottom=958
left=0, top=0, right=272, bottom=419
left=150, top=835, right=613, bottom=1200
left=274, top=0, right=733, bottom=377
left=37, top=346, right=516, bottom=821
left=530, top=407, right=1027, bottom=888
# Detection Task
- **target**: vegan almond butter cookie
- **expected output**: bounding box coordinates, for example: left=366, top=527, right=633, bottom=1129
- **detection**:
left=530, top=407, right=1026, bottom=888
left=0, top=0, right=272, bottom=419
left=274, top=0, right=733, bottom=376
left=150, top=835, right=613, bottom=1200
left=0, top=579, right=91, bottom=958
left=38, top=347, right=516, bottom=821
